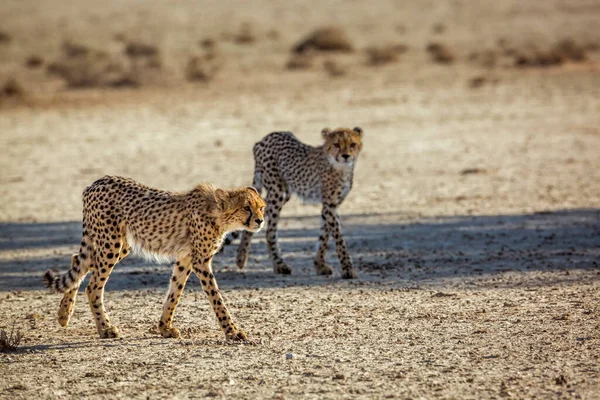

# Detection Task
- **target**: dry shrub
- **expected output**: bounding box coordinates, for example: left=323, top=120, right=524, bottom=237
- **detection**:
left=0, top=324, right=24, bottom=352
left=286, top=53, right=313, bottom=70
left=294, top=27, right=354, bottom=53
left=25, top=55, right=44, bottom=68
left=48, top=51, right=117, bottom=88
left=585, top=42, right=599, bottom=51
left=460, top=167, right=486, bottom=175
left=514, top=38, right=587, bottom=68
left=323, top=59, right=345, bottom=77
left=553, top=38, right=586, bottom=61
left=233, top=23, right=255, bottom=44
left=186, top=53, right=221, bottom=82
left=62, top=40, right=90, bottom=58
left=200, top=38, right=216, bottom=50
left=48, top=43, right=140, bottom=89
left=468, top=49, right=498, bottom=68
left=468, top=76, right=486, bottom=89
left=1, top=79, right=24, bottom=97
left=426, top=42, right=455, bottom=64
left=106, top=75, right=140, bottom=88
left=366, top=44, right=407, bottom=66
left=125, top=41, right=159, bottom=58
left=0, top=30, right=12, bottom=43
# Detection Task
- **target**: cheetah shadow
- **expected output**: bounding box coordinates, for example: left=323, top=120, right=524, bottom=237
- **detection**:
left=0, top=208, right=598, bottom=292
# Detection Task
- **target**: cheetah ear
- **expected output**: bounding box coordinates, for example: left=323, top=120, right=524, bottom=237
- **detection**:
left=246, top=186, right=259, bottom=195
left=353, top=126, right=363, bottom=136
left=321, top=127, right=332, bottom=138
left=215, top=188, right=229, bottom=210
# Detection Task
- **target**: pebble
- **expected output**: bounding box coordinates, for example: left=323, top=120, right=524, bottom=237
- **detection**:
left=286, top=353, right=295, bottom=360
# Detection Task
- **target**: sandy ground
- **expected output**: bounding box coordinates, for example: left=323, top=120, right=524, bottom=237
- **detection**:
left=1, top=1, right=600, bottom=399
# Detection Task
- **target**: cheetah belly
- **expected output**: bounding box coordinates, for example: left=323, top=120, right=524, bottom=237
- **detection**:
left=285, top=174, right=323, bottom=204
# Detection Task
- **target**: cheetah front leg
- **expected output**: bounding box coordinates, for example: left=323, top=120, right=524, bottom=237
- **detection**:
left=323, top=205, right=357, bottom=279
left=158, top=255, right=192, bottom=338
left=192, top=253, right=247, bottom=341
left=314, top=207, right=333, bottom=276
left=265, top=191, right=291, bottom=275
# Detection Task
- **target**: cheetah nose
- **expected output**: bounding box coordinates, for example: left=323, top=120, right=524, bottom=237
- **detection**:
left=342, top=154, right=350, bottom=160
left=255, top=218, right=263, bottom=225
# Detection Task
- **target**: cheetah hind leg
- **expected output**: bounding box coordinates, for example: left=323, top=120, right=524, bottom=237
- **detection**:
left=58, top=253, right=90, bottom=327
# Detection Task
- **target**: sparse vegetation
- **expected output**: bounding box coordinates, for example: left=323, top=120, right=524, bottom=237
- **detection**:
left=233, top=23, right=255, bottom=44
left=513, top=38, right=588, bottom=68
left=0, top=30, right=12, bottom=43
left=427, top=42, right=455, bottom=64
left=1, top=79, right=24, bottom=97
left=124, top=41, right=159, bottom=58
left=293, top=27, right=354, bottom=53
left=25, top=55, right=44, bottom=68
left=186, top=53, right=221, bottom=82
left=0, top=324, right=24, bottom=352
left=366, top=44, right=407, bottom=66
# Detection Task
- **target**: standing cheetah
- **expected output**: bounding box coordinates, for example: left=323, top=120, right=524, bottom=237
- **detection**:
left=43, top=176, right=266, bottom=340
left=236, top=127, right=363, bottom=279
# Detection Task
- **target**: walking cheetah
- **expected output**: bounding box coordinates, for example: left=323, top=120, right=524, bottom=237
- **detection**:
left=43, top=176, right=266, bottom=340
left=236, top=127, right=363, bottom=279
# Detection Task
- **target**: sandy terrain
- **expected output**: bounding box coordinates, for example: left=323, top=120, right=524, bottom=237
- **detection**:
left=1, top=0, right=600, bottom=399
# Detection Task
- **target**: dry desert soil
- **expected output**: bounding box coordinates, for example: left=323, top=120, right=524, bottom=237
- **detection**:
left=1, top=1, right=599, bottom=399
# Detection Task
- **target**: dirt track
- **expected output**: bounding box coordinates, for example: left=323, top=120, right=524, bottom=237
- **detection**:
left=1, top=1, right=600, bottom=399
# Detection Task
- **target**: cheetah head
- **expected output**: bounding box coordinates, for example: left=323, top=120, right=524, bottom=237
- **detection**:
left=216, top=187, right=266, bottom=233
left=322, top=127, right=363, bottom=166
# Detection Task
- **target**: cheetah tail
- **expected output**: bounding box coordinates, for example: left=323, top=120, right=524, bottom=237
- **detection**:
left=43, top=253, right=89, bottom=293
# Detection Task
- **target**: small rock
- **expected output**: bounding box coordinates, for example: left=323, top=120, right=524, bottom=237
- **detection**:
left=286, top=353, right=295, bottom=359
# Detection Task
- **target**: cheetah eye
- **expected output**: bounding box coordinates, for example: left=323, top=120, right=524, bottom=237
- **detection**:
left=350, top=143, right=356, bottom=149
left=244, top=205, right=251, bottom=212
left=333, top=143, right=341, bottom=149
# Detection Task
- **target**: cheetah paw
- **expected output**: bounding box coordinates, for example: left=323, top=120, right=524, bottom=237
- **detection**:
left=159, top=326, right=180, bottom=339
left=226, top=329, right=248, bottom=341
left=341, top=269, right=357, bottom=279
left=314, top=262, right=333, bottom=276
left=274, top=262, right=292, bottom=275
left=57, top=309, right=74, bottom=327
left=99, top=325, right=120, bottom=339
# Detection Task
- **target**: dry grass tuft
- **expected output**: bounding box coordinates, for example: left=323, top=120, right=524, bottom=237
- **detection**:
left=294, top=27, right=354, bottom=53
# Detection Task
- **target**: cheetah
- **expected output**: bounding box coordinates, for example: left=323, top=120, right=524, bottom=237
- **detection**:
left=43, top=176, right=266, bottom=340
left=236, top=127, right=363, bottom=279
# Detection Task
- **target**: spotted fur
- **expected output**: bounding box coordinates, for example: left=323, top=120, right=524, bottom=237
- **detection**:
left=43, top=176, right=266, bottom=340
left=236, top=127, right=363, bottom=278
